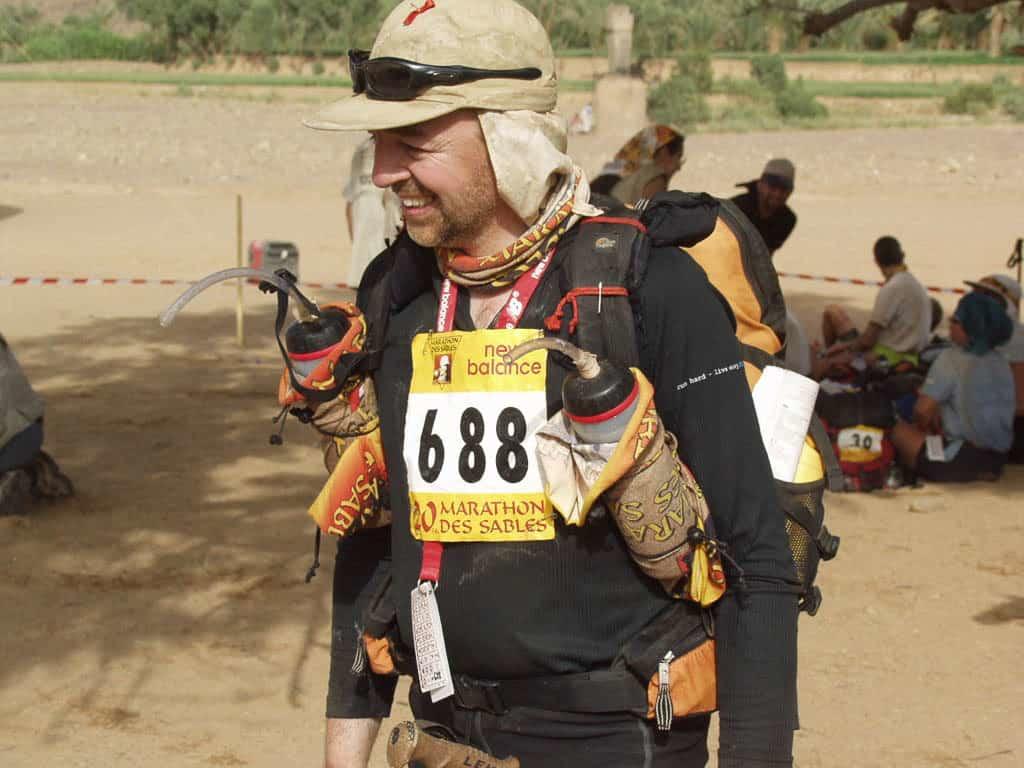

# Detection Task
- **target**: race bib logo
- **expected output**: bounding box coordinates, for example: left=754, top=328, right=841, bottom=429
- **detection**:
left=433, top=354, right=452, bottom=385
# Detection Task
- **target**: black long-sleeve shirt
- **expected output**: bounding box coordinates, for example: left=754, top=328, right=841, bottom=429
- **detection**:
left=730, top=183, right=797, bottom=256
left=331, top=228, right=799, bottom=766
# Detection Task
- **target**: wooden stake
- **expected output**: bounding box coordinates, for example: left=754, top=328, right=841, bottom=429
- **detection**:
left=236, top=194, right=245, bottom=348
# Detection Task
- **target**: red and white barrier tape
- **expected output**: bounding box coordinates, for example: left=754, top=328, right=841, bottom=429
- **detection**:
left=2, top=272, right=967, bottom=297
left=776, top=271, right=966, bottom=297
left=0, top=275, right=353, bottom=290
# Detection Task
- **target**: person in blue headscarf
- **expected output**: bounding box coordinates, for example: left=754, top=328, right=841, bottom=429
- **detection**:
left=892, top=291, right=1016, bottom=482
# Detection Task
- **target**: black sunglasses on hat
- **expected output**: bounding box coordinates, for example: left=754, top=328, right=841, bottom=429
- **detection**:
left=348, top=49, right=541, bottom=101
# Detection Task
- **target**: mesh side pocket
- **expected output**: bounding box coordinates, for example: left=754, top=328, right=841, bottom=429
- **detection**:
left=776, top=477, right=834, bottom=615
left=784, top=516, right=814, bottom=591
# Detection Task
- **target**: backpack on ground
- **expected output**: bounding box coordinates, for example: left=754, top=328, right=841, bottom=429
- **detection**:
left=816, top=389, right=897, bottom=492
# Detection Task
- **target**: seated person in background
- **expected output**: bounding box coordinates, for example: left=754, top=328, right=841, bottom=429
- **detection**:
left=817, top=236, right=931, bottom=377
left=730, top=158, right=797, bottom=255
left=891, top=292, right=1015, bottom=483
left=590, top=124, right=685, bottom=204
left=918, top=297, right=951, bottom=369
left=963, top=272, right=1024, bottom=462
left=0, top=334, right=73, bottom=514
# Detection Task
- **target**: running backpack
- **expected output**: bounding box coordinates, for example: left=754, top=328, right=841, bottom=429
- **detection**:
left=816, top=389, right=896, bottom=492
left=549, top=191, right=842, bottom=615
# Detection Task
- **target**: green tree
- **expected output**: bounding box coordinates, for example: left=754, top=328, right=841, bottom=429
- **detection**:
left=751, top=53, right=787, bottom=93
left=117, top=0, right=246, bottom=58
left=233, top=0, right=277, bottom=54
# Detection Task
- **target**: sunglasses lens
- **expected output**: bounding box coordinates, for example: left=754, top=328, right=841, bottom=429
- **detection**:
left=348, top=50, right=369, bottom=94
left=364, top=60, right=419, bottom=100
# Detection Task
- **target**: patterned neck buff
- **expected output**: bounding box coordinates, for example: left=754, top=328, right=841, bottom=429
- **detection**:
left=436, top=167, right=591, bottom=288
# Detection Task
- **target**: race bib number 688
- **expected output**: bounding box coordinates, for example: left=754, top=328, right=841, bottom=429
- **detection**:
left=403, top=328, right=554, bottom=542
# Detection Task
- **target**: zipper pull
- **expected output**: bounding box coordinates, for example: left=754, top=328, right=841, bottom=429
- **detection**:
left=656, top=651, right=675, bottom=732
left=350, top=623, right=367, bottom=675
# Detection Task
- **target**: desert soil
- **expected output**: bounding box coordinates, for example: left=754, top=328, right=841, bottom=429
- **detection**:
left=0, top=80, right=1022, bottom=768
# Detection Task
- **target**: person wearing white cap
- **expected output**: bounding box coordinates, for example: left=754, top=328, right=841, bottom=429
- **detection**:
left=304, top=2, right=797, bottom=766
left=964, top=273, right=1024, bottom=363
left=730, top=158, right=797, bottom=255
left=343, top=135, right=404, bottom=288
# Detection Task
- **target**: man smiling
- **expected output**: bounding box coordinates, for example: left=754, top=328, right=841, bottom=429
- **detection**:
left=303, top=2, right=798, bottom=767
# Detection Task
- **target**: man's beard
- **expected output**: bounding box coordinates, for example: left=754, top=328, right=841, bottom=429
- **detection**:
left=396, top=174, right=499, bottom=252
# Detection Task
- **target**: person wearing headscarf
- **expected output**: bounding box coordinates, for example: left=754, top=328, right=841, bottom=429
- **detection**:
left=590, top=124, right=685, bottom=204
left=301, top=2, right=797, bottom=766
left=892, top=291, right=1015, bottom=482
left=962, top=272, right=1024, bottom=462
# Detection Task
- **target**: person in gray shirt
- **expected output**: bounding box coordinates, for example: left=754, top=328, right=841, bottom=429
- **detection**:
left=892, top=292, right=1015, bottom=482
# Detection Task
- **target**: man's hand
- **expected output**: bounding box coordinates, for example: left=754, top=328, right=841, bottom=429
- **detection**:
left=913, top=393, right=942, bottom=435
left=326, top=717, right=381, bottom=768
left=811, top=340, right=854, bottom=380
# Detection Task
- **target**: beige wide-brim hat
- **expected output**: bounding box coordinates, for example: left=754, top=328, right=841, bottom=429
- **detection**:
left=304, top=0, right=558, bottom=132
left=964, top=274, right=1022, bottom=306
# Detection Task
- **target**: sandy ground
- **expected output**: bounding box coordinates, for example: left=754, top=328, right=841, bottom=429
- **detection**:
left=1, top=81, right=1022, bottom=768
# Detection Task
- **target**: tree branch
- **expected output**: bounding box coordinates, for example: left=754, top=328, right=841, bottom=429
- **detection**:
left=803, top=0, right=1011, bottom=38
left=890, top=5, right=920, bottom=40
left=803, top=0, right=908, bottom=37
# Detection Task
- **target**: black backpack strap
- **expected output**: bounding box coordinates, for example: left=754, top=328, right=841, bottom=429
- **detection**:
left=549, top=193, right=721, bottom=369
left=548, top=213, right=648, bottom=368
left=739, top=343, right=778, bottom=371
left=357, top=231, right=436, bottom=374
left=808, top=416, right=844, bottom=493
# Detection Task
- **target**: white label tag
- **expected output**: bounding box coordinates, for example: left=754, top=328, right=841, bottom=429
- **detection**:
left=409, top=582, right=454, bottom=703
left=837, top=425, right=884, bottom=458
left=925, top=434, right=946, bottom=462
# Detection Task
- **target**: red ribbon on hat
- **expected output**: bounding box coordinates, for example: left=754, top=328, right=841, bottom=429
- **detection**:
left=404, top=0, right=436, bottom=26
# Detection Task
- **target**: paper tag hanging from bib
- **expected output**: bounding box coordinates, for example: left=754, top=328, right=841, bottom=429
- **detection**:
left=403, top=328, right=554, bottom=543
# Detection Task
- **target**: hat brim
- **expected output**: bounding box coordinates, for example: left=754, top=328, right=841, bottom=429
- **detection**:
left=303, top=92, right=464, bottom=132
left=760, top=173, right=794, bottom=191
left=963, top=280, right=1008, bottom=306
